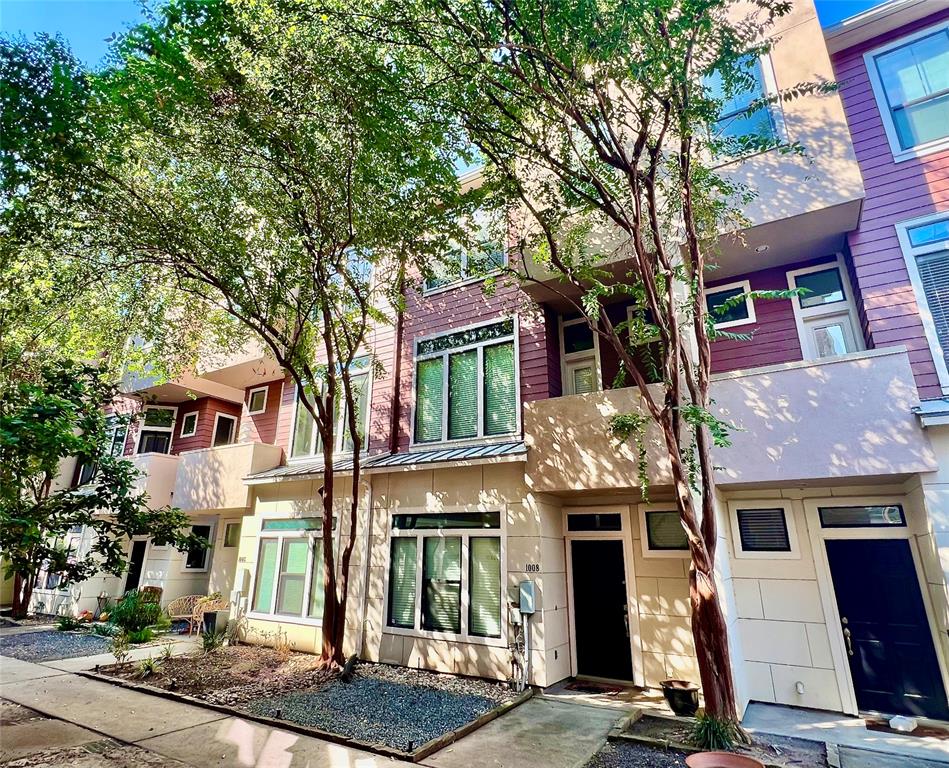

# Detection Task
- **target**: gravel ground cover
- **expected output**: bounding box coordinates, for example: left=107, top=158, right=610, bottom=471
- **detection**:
left=0, top=630, right=111, bottom=661
left=247, top=662, right=512, bottom=751
left=584, top=742, right=689, bottom=768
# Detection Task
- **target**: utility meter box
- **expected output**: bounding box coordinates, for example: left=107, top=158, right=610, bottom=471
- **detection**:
left=519, top=580, right=536, bottom=615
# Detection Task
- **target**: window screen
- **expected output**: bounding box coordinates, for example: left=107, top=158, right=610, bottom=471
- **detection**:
left=388, top=537, right=418, bottom=628
left=449, top=350, right=478, bottom=439
left=275, top=539, right=309, bottom=615
left=484, top=341, right=517, bottom=435
left=422, top=537, right=462, bottom=633
left=645, top=511, right=688, bottom=550
left=415, top=358, right=445, bottom=443
left=248, top=388, right=267, bottom=413
left=252, top=539, right=279, bottom=612
left=736, top=508, right=791, bottom=552
left=469, top=537, right=502, bottom=638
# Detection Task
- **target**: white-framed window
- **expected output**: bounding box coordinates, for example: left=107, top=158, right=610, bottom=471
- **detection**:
left=727, top=499, right=799, bottom=560
left=560, top=316, right=601, bottom=395
left=864, top=21, right=949, bottom=163
left=135, top=405, right=177, bottom=455
left=211, top=413, right=238, bottom=447
left=78, top=415, right=129, bottom=485
left=222, top=521, right=241, bottom=548
left=412, top=318, right=519, bottom=445
left=385, top=511, right=504, bottom=644
left=179, top=411, right=198, bottom=438
left=249, top=517, right=334, bottom=624
left=183, top=521, right=215, bottom=572
left=896, top=211, right=949, bottom=393
left=424, top=208, right=506, bottom=293
left=638, top=505, right=690, bottom=559
left=706, top=279, right=756, bottom=329
left=289, top=360, right=372, bottom=459
left=704, top=53, right=785, bottom=151
left=247, top=386, right=269, bottom=415
left=786, top=256, right=863, bottom=361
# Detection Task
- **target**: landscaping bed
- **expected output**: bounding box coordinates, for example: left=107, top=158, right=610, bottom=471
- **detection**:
left=93, top=645, right=526, bottom=760
left=585, top=741, right=689, bottom=768
left=0, top=630, right=112, bottom=661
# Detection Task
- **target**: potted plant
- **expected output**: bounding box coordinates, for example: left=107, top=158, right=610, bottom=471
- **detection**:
left=660, top=679, right=700, bottom=716
left=685, top=754, right=763, bottom=768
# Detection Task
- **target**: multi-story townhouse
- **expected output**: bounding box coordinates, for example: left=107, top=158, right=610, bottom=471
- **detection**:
left=32, top=0, right=949, bottom=726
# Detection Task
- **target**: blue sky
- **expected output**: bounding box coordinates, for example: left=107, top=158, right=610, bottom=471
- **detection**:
left=0, top=0, right=890, bottom=67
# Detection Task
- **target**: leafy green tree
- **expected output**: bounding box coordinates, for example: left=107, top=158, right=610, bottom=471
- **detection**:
left=0, top=359, right=204, bottom=618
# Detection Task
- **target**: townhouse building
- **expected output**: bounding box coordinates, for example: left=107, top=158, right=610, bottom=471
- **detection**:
left=35, top=0, right=949, bottom=725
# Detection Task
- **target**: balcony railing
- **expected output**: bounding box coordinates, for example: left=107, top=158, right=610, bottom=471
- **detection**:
left=524, top=347, right=937, bottom=493
left=130, top=453, right=181, bottom=509
left=173, top=442, right=283, bottom=513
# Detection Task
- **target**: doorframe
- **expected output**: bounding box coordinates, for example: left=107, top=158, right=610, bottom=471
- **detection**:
left=563, top=505, right=643, bottom=686
left=804, top=495, right=949, bottom=717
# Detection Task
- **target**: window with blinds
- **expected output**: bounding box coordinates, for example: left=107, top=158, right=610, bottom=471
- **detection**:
left=290, top=363, right=371, bottom=457
left=414, top=320, right=518, bottom=444
left=736, top=508, right=790, bottom=552
left=250, top=526, right=331, bottom=620
left=469, top=538, right=501, bottom=637
left=422, top=537, right=462, bottom=633
left=388, top=538, right=417, bottom=628
left=918, top=250, right=949, bottom=369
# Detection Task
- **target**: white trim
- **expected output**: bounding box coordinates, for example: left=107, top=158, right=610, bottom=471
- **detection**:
left=179, top=411, right=199, bottom=438
left=247, top=386, right=269, bottom=415
left=559, top=315, right=602, bottom=395
left=863, top=20, right=949, bottom=164
left=726, top=499, right=800, bottom=560
left=637, top=504, right=690, bottom=559
left=804, top=495, right=949, bottom=718
left=380, top=507, right=508, bottom=648
left=895, top=210, right=949, bottom=394
left=181, top=518, right=216, bottom=573
left=706, top=279, right=757, bottom=330
left=786, top=255, right=864, bottom=361
left=133, top=405, right=178, bottom=455
left=563, top=505, right=643, bottom=686
left=211, top=412, right=238, bottom=447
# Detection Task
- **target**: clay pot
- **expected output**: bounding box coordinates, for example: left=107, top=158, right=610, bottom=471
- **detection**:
left=685, top=753, right=764, bottom=768
left=660, top=679, right=700, bottom=717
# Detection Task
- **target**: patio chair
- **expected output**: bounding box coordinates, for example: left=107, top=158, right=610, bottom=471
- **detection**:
left=192, top=596, right=230, bottom=636
left=140, top=586, right=163, bottom=604
left=166, top=594, right=204, bottom=634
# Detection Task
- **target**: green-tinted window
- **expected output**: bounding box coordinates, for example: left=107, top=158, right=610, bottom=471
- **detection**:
left=469, top=537, right=501, bottom=638
left=291, top=389, right=318, bottom=457
left=448, top=350, right=478, bottom=439
left=342, top=372, right=370, bottom=452
left=646, top=511, right=689, bottom=551
left=415, top=358, right=444, bottom=443
left=422, top=537, right=461, bottom=633
left=252, top=539, right=279, bottom=612
left=275, top=539, right=309, bottom=615
left=484, top=341, right=517, bottom=436
left=143, top=407, right=175, bottom=428
left=706, top=286, right=750, bottom=325
left=387, top=537, right=418, bottom=629
left=308, top=540, right=325, bottom=619
left=261, top=518, right=323, bottom=531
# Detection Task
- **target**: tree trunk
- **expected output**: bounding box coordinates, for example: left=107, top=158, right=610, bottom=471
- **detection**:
left=11, top=572, right=33, bottom=619
left=689, top=561, right=740, bottom=719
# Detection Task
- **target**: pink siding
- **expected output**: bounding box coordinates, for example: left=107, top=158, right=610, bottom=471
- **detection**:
left=275, top=375, right=295, bottom=453
left=832, top=10, right=949, bottom=398
left=170, top=397, right=242, bottom=454
left=239, top=379, right=284, bottom=446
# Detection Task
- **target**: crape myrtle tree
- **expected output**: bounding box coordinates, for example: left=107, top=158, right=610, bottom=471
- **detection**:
left=1, top=0, right=479, bottom=664
left=0, top=359, right=204, bottom=618
left=366, top=0, right=832, bottom=724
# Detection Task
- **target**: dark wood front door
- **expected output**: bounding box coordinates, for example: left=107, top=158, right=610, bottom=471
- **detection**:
left=571, top=539, right=633, bottom=681
left=826, top=539, right=949, bottom=719
left=124, top=540, right=147, bottom=593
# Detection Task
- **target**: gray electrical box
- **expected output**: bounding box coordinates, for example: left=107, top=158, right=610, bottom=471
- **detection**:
left=519, top=580, right=536, bottom=615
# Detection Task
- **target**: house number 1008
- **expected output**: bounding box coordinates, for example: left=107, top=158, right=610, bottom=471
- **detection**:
left=525, top=563, right=540, bottom=573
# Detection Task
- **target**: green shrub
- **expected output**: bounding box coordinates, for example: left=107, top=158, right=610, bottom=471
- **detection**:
left=110, top=590, right=162, bottom=634
left=137, top=655, right=160, bottom=679
left=201, top=628, right=226, bottom=653
left=109, top=633, right=130, bottom=665
left=127, top=627, right=154, bottom=644
left=56, top=615, right=85, bottom=632
left=92, top=622, right=118, bottom=637
left=689, top=713, right=738, bottom=751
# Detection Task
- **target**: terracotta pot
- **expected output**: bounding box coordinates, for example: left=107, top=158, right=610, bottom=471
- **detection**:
left=685, top=752, right=764, bottom=768
left=660, top=679, right=700, bottom=717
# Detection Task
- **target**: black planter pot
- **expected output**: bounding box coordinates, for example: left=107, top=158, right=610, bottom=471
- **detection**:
left=660, top=679, right=700, bottom=717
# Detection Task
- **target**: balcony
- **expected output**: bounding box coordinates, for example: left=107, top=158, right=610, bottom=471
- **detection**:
left=130, top=453, right=181, bottom=509
left=524, top=347, right=938, bottom=493
left=173, top=442, right=283, bottom=513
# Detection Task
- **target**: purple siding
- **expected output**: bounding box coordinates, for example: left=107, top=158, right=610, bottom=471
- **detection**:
left=832, top=10, right=949, bottom=398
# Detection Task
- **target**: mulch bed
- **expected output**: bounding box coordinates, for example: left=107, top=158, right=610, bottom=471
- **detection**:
left=585, top=741, right=689, bottom=768
left=0, top=630, right=112, bottom=662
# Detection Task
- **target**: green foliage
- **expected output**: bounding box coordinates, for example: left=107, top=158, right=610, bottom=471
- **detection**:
left=127, top=627, right=155, bottom=644
left=92, top=622, right=118, bottom=637
left=689, top=712, right=739, bottom=750
left=609, top=413, right=651, bottom=500
left=160, top=643, right=175, bottom=660
left=137, top=655, right=160, bottom=679
left=55, top=615, right=85, bottom=632
left=109, top=590, right=162, bottom=635
left=201, top=628, right=226, bottom=653
left=109, top=632, right=130, bottom=665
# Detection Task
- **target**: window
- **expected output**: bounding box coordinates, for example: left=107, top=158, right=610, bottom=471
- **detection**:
left=290, top=363, right=371, bottom=458
left=704, top=54, right=780, bottom=147
left=727, top=500, right=798, bottom=559
left=706, top=280, right=755, bottom=329
left=560, top=316, right=600, bottom=395
left=567, top=513, right=622, bottom=532
left=896, top=212, right=949, bottom=392
left=819, top=505, right=906, bottom=528
left=184, top=524, right=213, bottom=570
left=247, top=387, right=268, bottom=415
left=387, top=513, right=503, bottom=640
left=179, top=412, right=198, bottom=438
left=250, top=518, right=329, bottom=622
left=136, top=406, right=176, bottom=454
left=223, top=522, right=240, bottom=548
left=424, top=208, right=506, bottom=292
left=413, top=319, right=518, bottom=444
left=866, top=23, right=949, bottom=160
left=787, top=258, right=862, bottom=361
left=76, top=416, right=129, bottom=486
left=212, top=414, right=237, bottom=447
left=639, top=508, right=689, bottom=557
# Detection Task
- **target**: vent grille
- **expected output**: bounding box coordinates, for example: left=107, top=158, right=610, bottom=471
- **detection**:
left=736, top=508, right=790, bottom=552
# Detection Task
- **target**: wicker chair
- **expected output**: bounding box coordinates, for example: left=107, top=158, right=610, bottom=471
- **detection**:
left=166, top=594, right=204, bottom=633
left=192, top=597, right=229, bottom=635
left=140, top=585, right=163, bottom=604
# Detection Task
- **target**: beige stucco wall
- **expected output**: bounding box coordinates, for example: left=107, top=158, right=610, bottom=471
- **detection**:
left=174, top=443, right=283, bottom=513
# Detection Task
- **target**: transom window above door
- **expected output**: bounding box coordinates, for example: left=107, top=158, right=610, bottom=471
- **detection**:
left=787, top=259, right=863, bottom=361
left=413, top=319, right=518, bottom=444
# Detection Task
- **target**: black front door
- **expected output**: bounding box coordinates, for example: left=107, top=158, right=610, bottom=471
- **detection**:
left=124, top=540, right=147, bottom=593
left=571, top=539, right=633, bottom=681
left=826, top=539, right=949, bottom=719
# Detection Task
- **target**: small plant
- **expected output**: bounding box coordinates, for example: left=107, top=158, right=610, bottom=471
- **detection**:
left=127, top=627, right=154, bottom=644
left=56, top=615, right=85, bottom=632
left=109, top=633, right=131, bottom=666
left=137, top=655, right=160, bottom=679
left=110, top=590, right=162, bottom=634
left=92, top=622, right=118, bottom=637
left=689, top=712, right=739, bottom=751
left=201, top=628, right=226, bottom=653
left=160, top=643, right=175, bottom=660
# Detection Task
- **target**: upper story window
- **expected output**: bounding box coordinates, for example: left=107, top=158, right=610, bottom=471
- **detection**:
left=786, top=257, right=863, bottom=361
left=865, top=22, right=949, bottom=161
left=704, top=54, right=781, bottom=148
left=247, top=386, right=268, bottom=415
left=179, top=412, right=198, bottom=438
left=413, top=319, right=518, bottom=444
left=77, top=415, right=128, bottom=485
left=706, top=280, right=756, bottom=329
left=136, top=406, right=176, bottom=454
left=896, top=211, right=949, bottom=392
left=424, top=208, right=506, bottom=293
left=211, top=413, right=238, bottom=447
left=560, top=316, right=600, bottom=395
left=290, top=361, right=371, bottom=459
